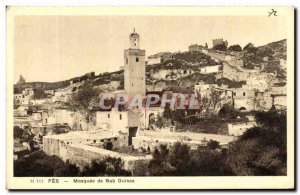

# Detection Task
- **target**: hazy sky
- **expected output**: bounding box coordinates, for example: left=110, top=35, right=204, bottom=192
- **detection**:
left=14, top=15, right=287, bottom=83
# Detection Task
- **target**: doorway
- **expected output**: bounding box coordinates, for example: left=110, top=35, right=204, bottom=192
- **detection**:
left=128, top=127, right=138, bottom=145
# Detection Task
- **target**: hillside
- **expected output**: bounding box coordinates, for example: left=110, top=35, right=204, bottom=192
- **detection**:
left=14, top=39, right=287, bottom=94
left=242, top=39, right=287, bottom=79
left=14, top=81, right=70, bottom=93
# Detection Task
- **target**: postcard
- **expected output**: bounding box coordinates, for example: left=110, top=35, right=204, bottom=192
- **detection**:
left=6, top=6, right=294, bottom=190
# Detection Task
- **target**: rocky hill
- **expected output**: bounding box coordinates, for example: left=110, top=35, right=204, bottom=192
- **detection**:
left=242, top=39, right=287, bottom=79
left=14, top=39, right=287, bottom=94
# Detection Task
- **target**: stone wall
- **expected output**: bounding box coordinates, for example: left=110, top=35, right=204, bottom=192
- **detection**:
left=66, top=144, right=150, bottom=172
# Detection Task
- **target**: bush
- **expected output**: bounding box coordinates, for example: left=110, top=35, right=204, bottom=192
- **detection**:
left=226, top=111, right=287, bottom=176
left=147, top=142, right=230, bottom=176
left=228, top=44, right=242, bottom=52
left=81, top=157, right=131, bottom=176
left=213, top=43, right=227, bottom=51
left=14, top=151, right=80, bottom=177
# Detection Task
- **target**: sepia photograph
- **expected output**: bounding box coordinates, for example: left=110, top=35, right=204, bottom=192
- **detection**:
left=6, top=6, right=294, bottom=190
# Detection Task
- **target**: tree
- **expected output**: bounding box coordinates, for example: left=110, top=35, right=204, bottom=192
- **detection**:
left=147, top=142, right=231, bottom=176
left=228, top=44, right=242, bottom=52
left=68, top=81, right=101, bottom=127
left=148, top=144, right=172, bottom=176
left=243, top=43, right=258, bottom=53
left=14, top=126, right=23, bottom=139
left=131, top=161, right=149, bottom=176
left=168, top=143, right=192, bottom=175
left=198, top=89, right=226, bottom=116
left=207, top=140, right=220, bottom=150
left=33, top=89, right=47, bottom=99
left=226, top=111, right=287, bottom=176
left=190, top=147, right=230, bottom=176
left=14, top=151, right=80, bottom=177
left=154, top=114, right=164, bottom=129
left=81, top=157, right=131, bottom=176
left=218, top=104, right=237, bottom=120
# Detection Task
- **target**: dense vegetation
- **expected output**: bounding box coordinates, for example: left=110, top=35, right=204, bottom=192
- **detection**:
left=173, top=52, right=218, bottom=65
left=226, top=110, right=287, bottom=175
left=81, top=157, right=131, bottom=176
left=242, top=40, right=287, bottom=79
left=14, top=151, right=80, bottom=177
left=14, top=110, right=286, bottom=177
left=14, top=152, right=130, bottom=177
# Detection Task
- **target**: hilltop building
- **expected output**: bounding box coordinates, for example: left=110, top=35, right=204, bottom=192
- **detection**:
left=213, top=38, right=228, bottom=48
left=147, top=52, right=172, bottom=65
left=188, top=44, right=203, bottom=52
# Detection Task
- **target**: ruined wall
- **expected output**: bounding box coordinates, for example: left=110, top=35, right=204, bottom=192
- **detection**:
left=66, top=144, right=150, bottom=171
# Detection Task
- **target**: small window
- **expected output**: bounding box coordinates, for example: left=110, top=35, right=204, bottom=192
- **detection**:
left=132, top=83, right=133, bottom=87
left=136, top=57, right=139, bottom=62
left=243, top=92, right=246, bottom=96
left=126, top=57, right=128, bottom=64
left=108, top=114, right=110, bottom=118
left=233, top=92, right=236, bottom=96
left=119, top=114, right=122, bottom=120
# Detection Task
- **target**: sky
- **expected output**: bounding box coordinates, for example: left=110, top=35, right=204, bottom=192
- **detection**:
left=13, top=15, right=287, bottom=83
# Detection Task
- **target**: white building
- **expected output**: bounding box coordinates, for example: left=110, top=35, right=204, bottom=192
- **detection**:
left=147, top=57, right=162, bottom=65
left=14, top=88, right=34, bottom=105
left=96, top=109, right=141, bottom=145
left=199, top=65, right=222, bottom=74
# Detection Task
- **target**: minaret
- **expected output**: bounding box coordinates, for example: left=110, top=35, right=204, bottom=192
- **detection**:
left=129, top=28, right=140, bottom=49
left=124, top=29, right=146, bottom=97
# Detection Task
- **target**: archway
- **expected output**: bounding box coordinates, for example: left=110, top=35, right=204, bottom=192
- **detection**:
left=148, top=113, right=155, bottom=126
left=239, top=107, right=247, bottom=111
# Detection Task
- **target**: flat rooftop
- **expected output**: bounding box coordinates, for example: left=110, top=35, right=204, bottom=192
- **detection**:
left=139, top=130, right=236, bottom=145
left=44, top=130, right=118, bottom=141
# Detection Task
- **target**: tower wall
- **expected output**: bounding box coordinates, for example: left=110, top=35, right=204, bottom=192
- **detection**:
left=124, top=49, right=146, bottom=97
